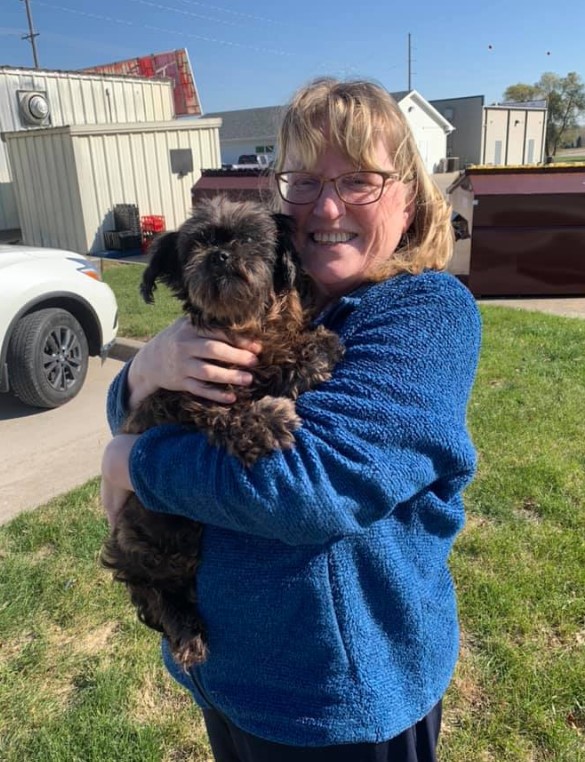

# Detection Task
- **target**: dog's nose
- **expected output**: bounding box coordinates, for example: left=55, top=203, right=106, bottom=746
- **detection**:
left=212, top=249, right=230, bottom=263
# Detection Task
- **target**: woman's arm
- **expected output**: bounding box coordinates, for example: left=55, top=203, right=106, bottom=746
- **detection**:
left=106, top=316, right=262, bottom=434
left=116, top=275, right=482, bottom=545
left=103, top=317, right=263, bottom=523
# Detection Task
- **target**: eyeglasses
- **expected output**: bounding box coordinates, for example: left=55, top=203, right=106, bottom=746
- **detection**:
left=275, top=170, right=400, bottom=206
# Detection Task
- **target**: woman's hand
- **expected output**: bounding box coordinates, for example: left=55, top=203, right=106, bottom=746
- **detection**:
left=127, top=317, right=262, bottom=409
left=100, top=434, right=139, bottom=526
left=100, top=478, right=131, bottom=528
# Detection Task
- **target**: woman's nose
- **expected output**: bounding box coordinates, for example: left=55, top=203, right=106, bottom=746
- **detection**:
left=313, top=182, right=345, bottom=217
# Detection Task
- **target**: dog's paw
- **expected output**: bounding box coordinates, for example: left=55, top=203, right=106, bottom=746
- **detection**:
left=227, top=396, right=300, bottom=465
left=292, top=327, right=344, bottom=392
left=313, top=325, right=345, bottom=368
left=173, top=633, right=209, bottom=669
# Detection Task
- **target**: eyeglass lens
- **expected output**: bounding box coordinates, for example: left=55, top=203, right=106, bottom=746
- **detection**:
left=278, top=172, right=388, bottom=205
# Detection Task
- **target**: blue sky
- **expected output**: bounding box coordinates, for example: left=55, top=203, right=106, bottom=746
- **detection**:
left=1, top=0, right=583, bottom=113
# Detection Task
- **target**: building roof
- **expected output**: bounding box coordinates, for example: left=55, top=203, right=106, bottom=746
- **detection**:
left=0, top=64, right=167, bottom=83
left=402, top=90, right=455, bottom=133
left=202, top=105, right=285, bottom=141
left=204, top=91, right=417, bottom=142
left=389, top=90, right=410, bottom=103
left=491, top=100, right=548, bottom=110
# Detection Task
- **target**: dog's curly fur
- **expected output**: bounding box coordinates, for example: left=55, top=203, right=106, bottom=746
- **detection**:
left=101, top=195, right=343, bottom=668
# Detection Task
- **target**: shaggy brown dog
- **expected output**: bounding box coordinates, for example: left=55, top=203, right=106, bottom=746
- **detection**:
left=101, top=196, right=343, bottom=668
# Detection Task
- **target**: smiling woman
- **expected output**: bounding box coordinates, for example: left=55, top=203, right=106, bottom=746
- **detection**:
left=101, top=76, right=482, bottom=762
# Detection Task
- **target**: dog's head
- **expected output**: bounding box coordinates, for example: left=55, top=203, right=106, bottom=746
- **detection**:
left=141, top=196, right=302, bottom=325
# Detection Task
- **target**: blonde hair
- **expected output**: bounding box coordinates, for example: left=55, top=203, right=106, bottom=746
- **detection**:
left=275, top=77, right=453, bottom=279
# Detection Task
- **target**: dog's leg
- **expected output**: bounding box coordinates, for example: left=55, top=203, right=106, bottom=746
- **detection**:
left=174, top=397, right=299, bottom=466
left=159, top=588, right=209, bottom=668
left=128, top=583, right=166, bottom=633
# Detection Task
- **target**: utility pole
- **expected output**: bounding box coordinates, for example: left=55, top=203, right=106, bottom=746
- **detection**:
left=21, top=0, right=40, bottom=69
left=407, top=33, right=412, bottom=91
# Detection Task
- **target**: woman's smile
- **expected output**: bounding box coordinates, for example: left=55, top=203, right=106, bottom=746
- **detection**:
left=310, top=230, right=358, bottom=244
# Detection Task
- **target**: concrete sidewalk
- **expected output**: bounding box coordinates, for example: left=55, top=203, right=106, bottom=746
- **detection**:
left=0, top=355, right=127, bottom=525
left=479, top=296, right=585, bottom=320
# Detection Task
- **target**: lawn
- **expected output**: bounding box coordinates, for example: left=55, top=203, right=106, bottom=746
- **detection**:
left=552, top=153, right=585, bottom=164
left=1, top=302, right=584, bottom=761
left=101, top=260, right=182, bottom=340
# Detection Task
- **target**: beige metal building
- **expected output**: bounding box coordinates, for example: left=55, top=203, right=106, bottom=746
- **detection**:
left=0, top=66, right=174, bottom=231
left=481, top=103, right=547, bottom=165
left=2, top=119, right=221, bottom=253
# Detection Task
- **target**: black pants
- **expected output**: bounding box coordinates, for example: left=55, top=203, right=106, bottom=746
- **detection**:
left=202, top=701, right=442, bottom=762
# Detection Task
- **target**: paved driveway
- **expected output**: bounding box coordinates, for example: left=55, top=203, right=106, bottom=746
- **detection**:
left=0, top=355, right=125, bottom=525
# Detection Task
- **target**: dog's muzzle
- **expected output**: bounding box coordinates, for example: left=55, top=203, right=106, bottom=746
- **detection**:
left=209, top=250, right=249, bottom=281
left=211, top=248, right=230, bottom=264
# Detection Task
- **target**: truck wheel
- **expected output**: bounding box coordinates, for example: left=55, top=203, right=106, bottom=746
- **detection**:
left=7, top=308, right=89, bottom=409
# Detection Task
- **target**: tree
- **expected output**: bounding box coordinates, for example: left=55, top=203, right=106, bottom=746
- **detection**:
left=503, top=83, right=539, bottom=103
left=503, top=72, right=585, bottom=155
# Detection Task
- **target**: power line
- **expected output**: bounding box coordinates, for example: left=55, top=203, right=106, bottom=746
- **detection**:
left=172, top=0, right=282, bottom=25
left=34, top=1, right=292, bottom=56
left=125, top=0, right=241, bottom=29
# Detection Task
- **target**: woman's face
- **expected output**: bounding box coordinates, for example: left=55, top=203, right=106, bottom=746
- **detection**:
left=281, top=142, right=415, bottom=302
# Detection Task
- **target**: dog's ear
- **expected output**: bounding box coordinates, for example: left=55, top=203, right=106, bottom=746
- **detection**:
left=272, top=213, right=300, bottom=293
left=140, top=231, right=182, bottom=304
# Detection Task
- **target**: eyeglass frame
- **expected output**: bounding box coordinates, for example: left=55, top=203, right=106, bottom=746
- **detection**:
left=274, top=170, right=403, bottom=206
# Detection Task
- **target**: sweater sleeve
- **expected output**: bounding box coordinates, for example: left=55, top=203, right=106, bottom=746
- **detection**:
left=129, top=274, right=481, bottom=546
left=106, top=360, right=132, bottom=435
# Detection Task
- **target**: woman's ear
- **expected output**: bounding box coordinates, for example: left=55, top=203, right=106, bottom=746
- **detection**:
left=402, top=192, right=416, bottom=235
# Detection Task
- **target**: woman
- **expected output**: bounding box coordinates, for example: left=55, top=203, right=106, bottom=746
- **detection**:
left=102, top=77, right=481, bottom=761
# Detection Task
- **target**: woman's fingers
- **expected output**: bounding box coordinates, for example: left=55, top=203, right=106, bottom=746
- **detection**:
left=182, top=379, right=237, bottom=404
left=189, top=338, right=258, bottom=368
left=128, top=318, right=263, bottom=407
left=189, top=359, right=254, bottom=387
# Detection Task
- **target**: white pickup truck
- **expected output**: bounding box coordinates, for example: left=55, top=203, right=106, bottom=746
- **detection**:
left=224, top=154, right=274, bottom=170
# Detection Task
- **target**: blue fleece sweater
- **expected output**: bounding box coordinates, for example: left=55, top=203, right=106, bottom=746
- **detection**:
left=107, top=270, right=481, bottom=746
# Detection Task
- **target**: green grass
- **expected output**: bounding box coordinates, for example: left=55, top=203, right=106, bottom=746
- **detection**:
left=0, top=483, right=211, bottom=762
left=552, top=153, right=585, bottom=164
left=101, top=261, right=182, bottom=340
left=444, top=307, right=585, bottom=760
left=1, top=306, right=584, bottom=760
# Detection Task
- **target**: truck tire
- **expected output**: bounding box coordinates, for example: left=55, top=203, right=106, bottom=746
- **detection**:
left=7, top=308, right=89, bottom=408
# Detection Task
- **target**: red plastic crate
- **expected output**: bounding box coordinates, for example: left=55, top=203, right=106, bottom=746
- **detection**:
left=141, top=215, right=166, bottom=233
left=141, top=215, right=166, bottom=252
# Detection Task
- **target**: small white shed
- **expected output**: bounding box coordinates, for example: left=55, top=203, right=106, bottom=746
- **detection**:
left=397, top=91, right=455, bottom=174
left=0, top=66, right=175, bottom=231
left=2, top=119, right=222, bottom=253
